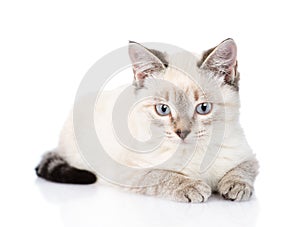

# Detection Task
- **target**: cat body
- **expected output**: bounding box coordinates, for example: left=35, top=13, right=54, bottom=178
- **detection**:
left=36, top=39, right=258, bottom=202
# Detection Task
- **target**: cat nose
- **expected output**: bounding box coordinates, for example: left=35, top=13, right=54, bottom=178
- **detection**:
left=175, top=129, right=191, bottom=140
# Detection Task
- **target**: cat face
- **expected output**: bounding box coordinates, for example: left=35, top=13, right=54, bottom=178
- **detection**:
left=128, top=39, right=240, bottom=145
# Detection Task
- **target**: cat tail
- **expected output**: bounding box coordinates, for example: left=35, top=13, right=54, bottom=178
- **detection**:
left=35, top=152, right=97, bottom=184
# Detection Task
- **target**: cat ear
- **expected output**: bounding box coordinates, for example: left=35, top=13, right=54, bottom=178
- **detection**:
left=128, top=41, right=167, bottom=85
left=200, top=38, right=239, bottom=89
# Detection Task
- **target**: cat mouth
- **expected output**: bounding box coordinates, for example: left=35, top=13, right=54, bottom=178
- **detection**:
left=166, top=137, right=193, bottom=145
left=164, top=132, right=198, bottom=145
left=180, top=140, right=190, bottom=145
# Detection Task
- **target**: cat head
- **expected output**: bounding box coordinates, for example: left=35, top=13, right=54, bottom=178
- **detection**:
left=128, top=39, right=240, bottom=145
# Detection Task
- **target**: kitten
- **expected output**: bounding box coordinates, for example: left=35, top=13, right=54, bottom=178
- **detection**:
left=36, top=39, right=259, bottom=203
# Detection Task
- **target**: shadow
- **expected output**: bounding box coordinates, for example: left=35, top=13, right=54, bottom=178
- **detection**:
left=36, top=179, right=259, bottom=227
left=35, top=178, right=99, bottom=204
left=36, top=179, right=258, bottom=227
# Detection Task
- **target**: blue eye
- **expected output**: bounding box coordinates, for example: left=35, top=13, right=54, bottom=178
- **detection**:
left=155, top=104, right=171, bottom=116
left=196, top=102, right=212, bottom=115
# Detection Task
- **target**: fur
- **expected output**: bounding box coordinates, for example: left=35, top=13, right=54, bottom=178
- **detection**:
left=36, top=39, right=259, bottom=203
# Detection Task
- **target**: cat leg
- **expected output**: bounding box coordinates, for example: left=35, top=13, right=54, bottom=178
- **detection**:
left=35, top=151, right=97, bottom=184
left=218, top=158, right=259, bottom=201
left=133, top=169, right=211, bottom=203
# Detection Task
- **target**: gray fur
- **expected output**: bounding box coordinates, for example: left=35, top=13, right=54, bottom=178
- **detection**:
left=218, top=158, right=259, bottom=201
left=134, top=169, right=211, bottom=203
left=36, top=152, right=65, bottom=176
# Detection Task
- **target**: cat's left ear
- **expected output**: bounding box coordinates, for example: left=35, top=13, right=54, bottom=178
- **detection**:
left=128, top=41, right=167, bottom=86
left=200, top=38, right=239, bottom=89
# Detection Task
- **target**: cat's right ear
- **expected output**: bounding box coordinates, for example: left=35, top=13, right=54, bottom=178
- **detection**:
left=128, top=41, right=167, bottom=86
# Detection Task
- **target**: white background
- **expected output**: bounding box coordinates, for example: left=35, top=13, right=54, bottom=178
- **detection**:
left=1, top=1, right=299, bottom=226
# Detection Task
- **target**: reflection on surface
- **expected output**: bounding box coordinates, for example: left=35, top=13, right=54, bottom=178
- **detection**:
left=36, top=179, right=258, bottom=227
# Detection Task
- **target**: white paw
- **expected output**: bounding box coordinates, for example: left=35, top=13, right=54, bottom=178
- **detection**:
left=172, top=180, right=211, bottom=203
left=218, top=180, right=253, bottom=201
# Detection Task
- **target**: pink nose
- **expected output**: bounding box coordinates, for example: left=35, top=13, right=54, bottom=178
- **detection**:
left=175, top=129, right=191, bottom=140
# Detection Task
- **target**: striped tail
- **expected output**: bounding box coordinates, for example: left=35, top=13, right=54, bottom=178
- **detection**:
left=35, top=152, right=97, bottom=184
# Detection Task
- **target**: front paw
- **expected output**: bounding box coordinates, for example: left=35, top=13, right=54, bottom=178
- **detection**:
left=218, top=179, right=253, bottom=201
left=173, top=180, right=211, bottom=203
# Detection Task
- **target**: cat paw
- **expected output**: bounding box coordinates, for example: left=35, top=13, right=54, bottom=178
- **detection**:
left=218, top=179, right=253, bottom=201
left=173, top=180, right=211, bottom=203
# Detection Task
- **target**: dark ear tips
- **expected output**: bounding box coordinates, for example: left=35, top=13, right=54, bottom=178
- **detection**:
left=223, top=38, right=234, bottom=42
left=219, top=38, right=237, bottom=53
left=129, top=40, right=137, bottom=44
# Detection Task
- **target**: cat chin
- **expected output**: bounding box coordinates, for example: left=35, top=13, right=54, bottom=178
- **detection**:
left=166, top=139, right=194, bottom=145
